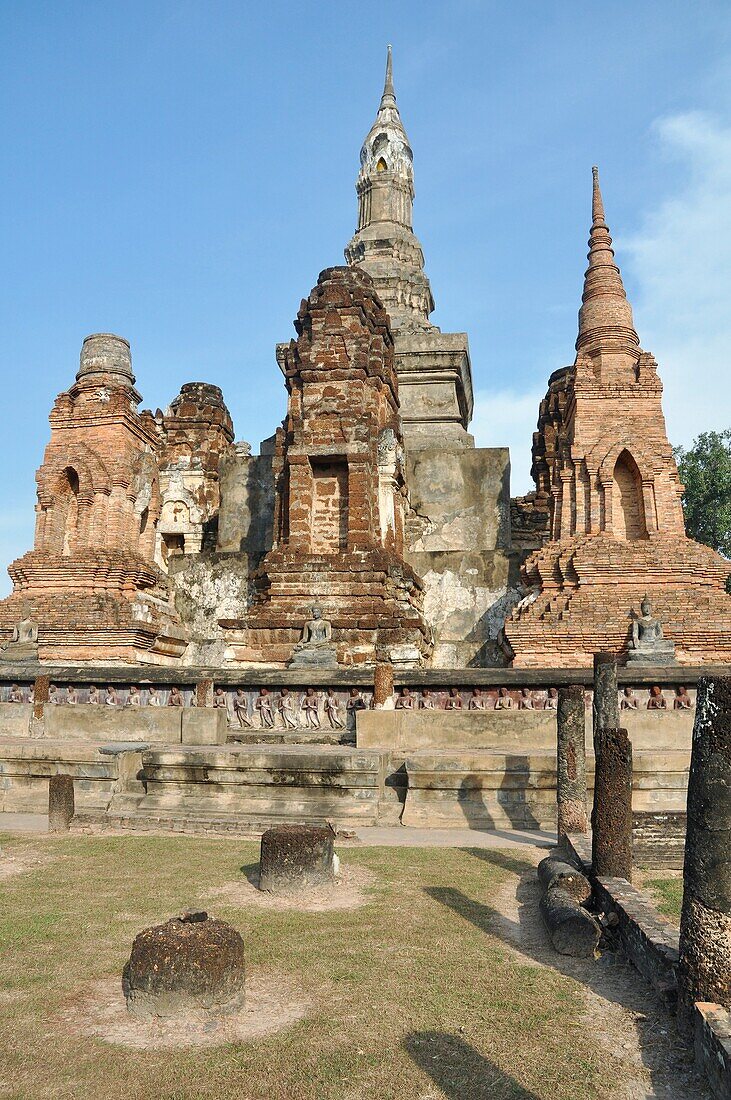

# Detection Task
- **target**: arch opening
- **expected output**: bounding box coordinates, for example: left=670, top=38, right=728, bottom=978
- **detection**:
left=611, top=450, right=647, bottom=540
left=61, top=466, right=80, bottom=555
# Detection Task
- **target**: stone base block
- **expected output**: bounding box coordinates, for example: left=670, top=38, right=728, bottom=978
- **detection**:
left=357, top=709, right=557, bottom=752
left=123, top=912, right=245, bottom=1019
left=181, top=708, right=227, bottom=745
left=45, top=704, right=182, bottom=743
left=357, top=708, right=694, bottom=754
left=403, top=752, right=558, bottom=829
left=258, top=824, right=335, bottom=893
left=134, top=745, right=385, bottom=828
left=401, top=749, right=691, bottom=830
left=0, top=703, right=32, bottom=737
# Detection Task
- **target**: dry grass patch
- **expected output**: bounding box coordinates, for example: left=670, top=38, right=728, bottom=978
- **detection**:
left=637, top=870, right=683, bottom=924
left=0, top=832, right=626, bottom=1100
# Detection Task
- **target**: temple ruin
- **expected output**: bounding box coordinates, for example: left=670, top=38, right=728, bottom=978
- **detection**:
left=2, top=54, right=729, bottom=674
left=0, top=48, right=728, bottom=846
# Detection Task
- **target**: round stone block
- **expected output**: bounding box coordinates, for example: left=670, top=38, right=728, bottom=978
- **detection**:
left=122, top=910, right=245, bottom=1019
left=258, top=824, right=335, bottom=894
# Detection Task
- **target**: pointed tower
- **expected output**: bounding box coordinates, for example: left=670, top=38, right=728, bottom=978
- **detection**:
left=345, top=47, right=474, bottom=449
left=576, top=167, right=640, bottom=376
left=504, top=168, right=731, bottom=667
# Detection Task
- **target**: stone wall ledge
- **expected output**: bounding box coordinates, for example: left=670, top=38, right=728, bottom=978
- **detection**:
left=0, top=661, right=727, bottom=688
left=564, top=833, right=679, bottom=1001
left=695, top=1003, right=731, bottom=1100
left=68, top=811, right=332, bottom=837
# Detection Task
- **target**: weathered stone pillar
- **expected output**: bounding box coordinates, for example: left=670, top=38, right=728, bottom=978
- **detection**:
left=196, top=678, right=213, bottom=707
left=373, top=662, right=394, bottom=709
left=591, top=726, right=633, bottom=880
left=557, top=684, right=588, bottom=836
left=48, top=774, right=74, bottom=832
left=678, top=676, right=731, bottom=1035
left=33, top=674, right=50, bottom=721
left=592, top=651, right=619, bottom=741
left=259, top=824, right=335, bottom=893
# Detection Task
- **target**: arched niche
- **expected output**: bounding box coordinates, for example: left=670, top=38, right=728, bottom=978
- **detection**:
left=60, top=466, right=80, bottom=555
left=611, top=450, right=647, bottom=540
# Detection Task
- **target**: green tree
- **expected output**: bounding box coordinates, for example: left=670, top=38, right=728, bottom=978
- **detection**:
left=674, top=431, right=731, bottom=588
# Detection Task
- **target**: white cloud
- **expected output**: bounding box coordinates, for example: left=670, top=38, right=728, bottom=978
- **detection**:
left=627, top=112, right=731, bottom=449
left=471, top=388, right=543, bottom=496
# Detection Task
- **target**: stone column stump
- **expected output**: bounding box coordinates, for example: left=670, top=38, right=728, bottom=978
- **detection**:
left=48, top=774, right=74, bottom=833
left=259, top=824, right=335, bottom=894
left=557, top=684, right=588, bottom=837
left=592, top=651, right=619, bottom=740
left=122, top=910, right=245, bottom=1019
left=373, top=662, right=394, bottom=709
left=678, top=676, right=731, bottom=1035
left=592, top=726, right=633, bottom=880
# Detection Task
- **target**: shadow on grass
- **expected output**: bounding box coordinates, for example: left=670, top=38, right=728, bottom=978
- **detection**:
left=460, top=846, right=535, bottom=877
left=239, top=863, right=260, bottom=886
left=424, top=869, right=710, bottom=1099
left=425, top=886, right=494, bottom=934
left=404, top=1030, right=539, bottom=1099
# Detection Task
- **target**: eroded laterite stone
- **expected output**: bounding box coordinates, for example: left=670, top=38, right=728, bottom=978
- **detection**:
left=591, top=726, right=633, bottom=880
left=557, top=684, right=588, bottom=836
left=678, top=676, right=731, bottom=1034
left=122, top=911, right=245, bottom=1019
left=258, top=824, right=335, bottom=894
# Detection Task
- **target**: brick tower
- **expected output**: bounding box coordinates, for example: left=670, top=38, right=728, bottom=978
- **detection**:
left=345, top=47, right=473, bottom=449
left=504, top=169, right=731, bottom=667
left=0, top=334, right=185, bottom=662
left=222, top=266, right=432, bottom=667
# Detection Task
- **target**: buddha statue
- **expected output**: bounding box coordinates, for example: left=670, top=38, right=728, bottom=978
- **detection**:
left=1, top=606, right=39, bottom=661
left=627, top=596, right=676, bottom=665
left=288, top=607, right=339, bottom=670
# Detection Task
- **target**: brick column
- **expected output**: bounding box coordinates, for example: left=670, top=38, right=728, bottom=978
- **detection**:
left=589, top=478, right=602, bottom=535
left=286, top=457, right=312, bottom=551
left=373, top=662, right=394, bottom=708
left=591, top=726, right=633, bottom=880
left=642, top=480, right=658, bottom=534
left=678, top=676, right=731, bottom=1034
left=557, top=684, right=588, bottom=837
left=77, top=493, right=94, bottom=547
left=559, top=470, right=573, bottom=539
left=33, top=674, right=50, bottom=721
left=196, top=679, right=213, bottom=707
left=575, top=472, right=588, bottom=536
left=600, top=477, right=613, bottom=534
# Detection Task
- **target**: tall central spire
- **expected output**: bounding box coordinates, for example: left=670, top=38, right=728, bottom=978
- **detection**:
left=380, top=43, right=396, bottom=107
left=344, top=46, right=434, bottom=330
left=576, top=166, right=639, bottom=370
left=344, top=47, right=473, bottom=446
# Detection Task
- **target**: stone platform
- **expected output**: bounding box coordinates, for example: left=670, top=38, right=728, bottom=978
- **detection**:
left=0, top=700, right=692, bottom=841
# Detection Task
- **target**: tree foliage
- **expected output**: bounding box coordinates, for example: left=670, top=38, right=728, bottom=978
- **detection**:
left=674, top=430, right=731, bottom=563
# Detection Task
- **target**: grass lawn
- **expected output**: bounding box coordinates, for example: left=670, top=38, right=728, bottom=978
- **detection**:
left=0, top=834, right=625, bottom=1100
left=641, top=873, right=683, bottom=924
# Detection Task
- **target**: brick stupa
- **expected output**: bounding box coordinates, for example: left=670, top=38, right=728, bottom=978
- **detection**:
left=504, top=168, right=731, bottom=667
left=0, top=336, right=235, bottom=663
left=221, top=266, right=431, bottom=667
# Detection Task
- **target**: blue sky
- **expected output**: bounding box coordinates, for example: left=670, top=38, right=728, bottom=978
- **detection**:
left=2, top=1, right=731, bottom=595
